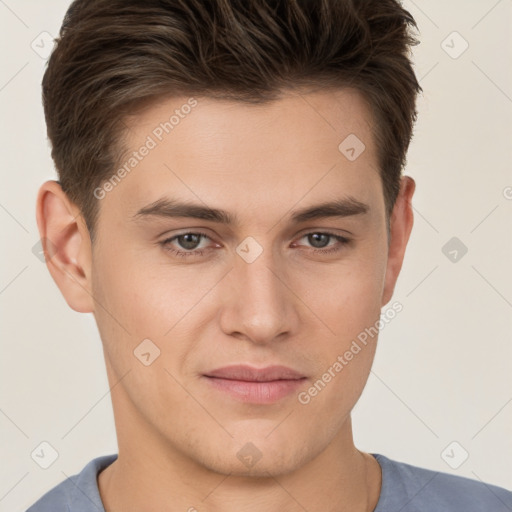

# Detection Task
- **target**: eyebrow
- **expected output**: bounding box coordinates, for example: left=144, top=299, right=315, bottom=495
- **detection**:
left=131, top=196, right=369, bottom=225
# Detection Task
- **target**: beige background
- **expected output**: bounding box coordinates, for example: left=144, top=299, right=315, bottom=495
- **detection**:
left=1, top=1, right=511, bottom=510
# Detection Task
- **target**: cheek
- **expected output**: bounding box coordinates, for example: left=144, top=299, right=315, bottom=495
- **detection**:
left=291, top=245, right=385, bottom=410
left=93, top=245, right=193, bottom=334
left=90, top=246, right=168, bottom=369
left=296, top=293, right=380, bottom=424
left=292, top=244, right=386, bottom=342
left=91, top=246, right=223, bottom=372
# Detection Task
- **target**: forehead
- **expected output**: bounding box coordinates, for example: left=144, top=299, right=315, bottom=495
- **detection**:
left=104, top=88, right=383, bottom=226
left=123, top=87, right=374, bottom=152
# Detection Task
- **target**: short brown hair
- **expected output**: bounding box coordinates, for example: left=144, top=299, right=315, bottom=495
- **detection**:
left=42, top=0, right=421, bottom=242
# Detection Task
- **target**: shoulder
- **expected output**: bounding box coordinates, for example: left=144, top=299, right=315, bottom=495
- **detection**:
left=26, top=454, right=117, bottom=512
left=373, top=453, right=512, bottom=512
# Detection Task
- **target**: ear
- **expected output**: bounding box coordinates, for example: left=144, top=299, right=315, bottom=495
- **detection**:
left=35, top=180, right=95, bottom=313
left=381, top=176, right=415, bottom=306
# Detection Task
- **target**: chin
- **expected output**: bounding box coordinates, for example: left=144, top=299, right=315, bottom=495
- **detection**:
left=204, top=451, right=306, bottom=479
left=192, top=432, right=317, bottom=479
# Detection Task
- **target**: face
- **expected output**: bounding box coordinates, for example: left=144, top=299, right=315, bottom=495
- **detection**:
left=41, top=88, right=414, bottom=477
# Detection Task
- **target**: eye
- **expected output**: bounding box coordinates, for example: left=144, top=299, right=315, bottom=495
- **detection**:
left=293, top=232, right=351, bottom=254
left=160, top=231, right=214, bottom=258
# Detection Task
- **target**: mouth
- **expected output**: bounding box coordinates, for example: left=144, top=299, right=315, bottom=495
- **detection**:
left=203, top=365, right=307, bottom=404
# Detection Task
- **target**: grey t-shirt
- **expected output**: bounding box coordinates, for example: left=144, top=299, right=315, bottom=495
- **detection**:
left=26, top=453, right=512, bottom=511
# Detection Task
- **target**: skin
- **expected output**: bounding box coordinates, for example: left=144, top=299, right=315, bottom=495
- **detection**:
left=36, top=88, right=415, bottom=512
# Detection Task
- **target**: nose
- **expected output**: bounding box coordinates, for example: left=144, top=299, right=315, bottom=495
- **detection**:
left=218, top=244, right=299, bottom=345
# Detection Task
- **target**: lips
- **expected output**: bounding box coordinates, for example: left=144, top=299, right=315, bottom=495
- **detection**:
left=205, top=365, right=306, bottom=382
left=203, top=365, right=307, bottom=404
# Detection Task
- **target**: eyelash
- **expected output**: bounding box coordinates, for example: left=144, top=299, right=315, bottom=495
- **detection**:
left=159, top=231, right=351, bottom=259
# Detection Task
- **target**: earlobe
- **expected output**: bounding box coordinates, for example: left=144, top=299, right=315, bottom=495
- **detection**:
left=381, top=176, right=415, bottom=306
left=35, top=180, right=95, bottom=313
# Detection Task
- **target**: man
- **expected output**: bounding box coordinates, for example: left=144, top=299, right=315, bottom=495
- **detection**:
left=28, top=0, right=512, bottom=511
